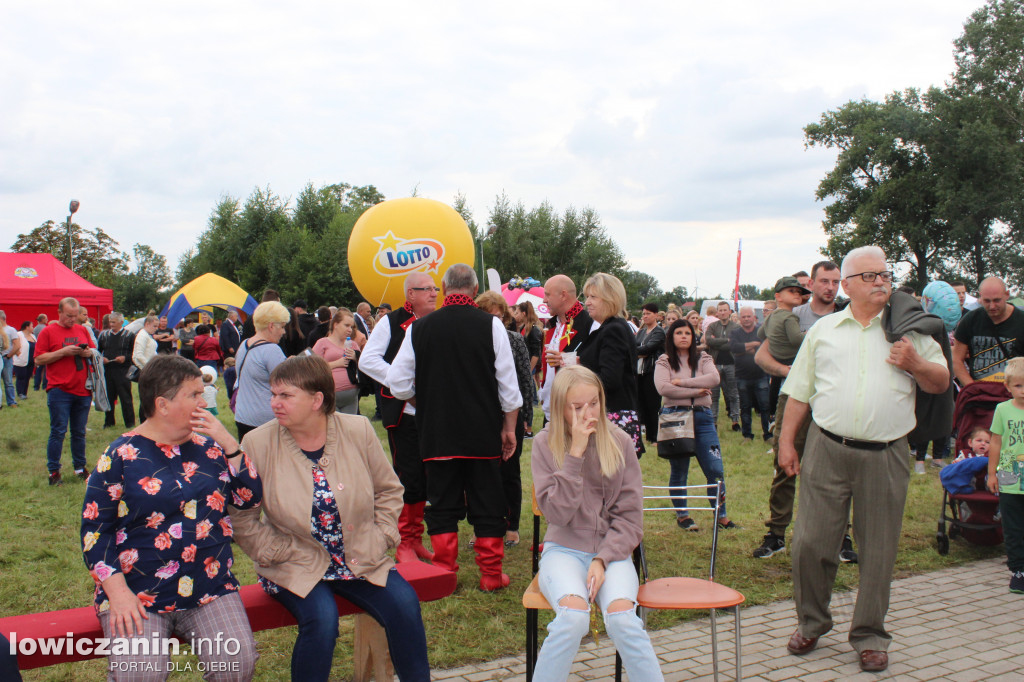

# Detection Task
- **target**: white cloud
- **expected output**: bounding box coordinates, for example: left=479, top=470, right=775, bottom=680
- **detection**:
left=0, top=0, right=984, bottom=299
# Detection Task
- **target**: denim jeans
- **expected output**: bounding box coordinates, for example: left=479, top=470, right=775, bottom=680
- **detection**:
left=269, top=569, right=429, bottom=681
left=737, top=376, right=771, bottom=439
left=534, top=542, right=663, bottom=682
left=711, top=363, right=739, bottom=424
left=46, top=387, right=91, bottom=473
left=667, top=407, right=727, bottom=518
left=1, top=355, right=17, bottom=405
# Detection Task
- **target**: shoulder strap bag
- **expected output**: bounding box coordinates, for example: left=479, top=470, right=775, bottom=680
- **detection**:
left=657, top=363, right=698, bottom=459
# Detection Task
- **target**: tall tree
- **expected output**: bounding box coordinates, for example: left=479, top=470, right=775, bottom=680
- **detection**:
left=11, top=220, right=128, bottom=288
left=481, top=196, right=628, bottom=286
left=114, top=244, right=173, bottom=316
left=805, top=90, right=949, bottom=289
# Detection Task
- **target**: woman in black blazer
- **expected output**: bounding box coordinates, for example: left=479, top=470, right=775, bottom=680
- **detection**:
left=577, top=273, right=643, bottom=457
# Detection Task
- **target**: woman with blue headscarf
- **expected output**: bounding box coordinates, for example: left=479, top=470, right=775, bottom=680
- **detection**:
left=910, top=281, right=961, bottom=473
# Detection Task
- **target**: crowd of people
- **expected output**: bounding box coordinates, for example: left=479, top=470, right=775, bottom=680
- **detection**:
left=8, top=248, right=1024, bottom=679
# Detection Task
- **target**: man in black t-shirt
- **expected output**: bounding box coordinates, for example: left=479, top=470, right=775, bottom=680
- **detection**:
left=953, top=277, right=1024, bottom=385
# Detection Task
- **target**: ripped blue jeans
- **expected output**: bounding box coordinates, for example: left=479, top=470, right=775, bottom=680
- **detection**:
left=534, top=542, right=663, bottom=682
left=669, top=406, right=728, bottom=519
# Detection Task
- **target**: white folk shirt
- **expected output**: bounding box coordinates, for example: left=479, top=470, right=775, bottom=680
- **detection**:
left=781, top=306, right=944, bottom=442
left=386, top=316, right=523, bottom=414
left=360, top=315, right=416, bottom=417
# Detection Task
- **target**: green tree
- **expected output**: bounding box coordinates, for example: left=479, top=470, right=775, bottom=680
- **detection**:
left=933, top=0, right=1024, bottom=285
left=805, top=90, right=949, bottom=289
left=114, top=244, right=173, bottom=316
left=481, top=196, right=628, bottom=286
left=11, top=220, right=128, bottom=288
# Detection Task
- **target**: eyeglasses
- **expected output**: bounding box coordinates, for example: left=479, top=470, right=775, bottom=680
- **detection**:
left=410, top=286, right=440, bottom=293
left=844, top=271, right=894, bottom=283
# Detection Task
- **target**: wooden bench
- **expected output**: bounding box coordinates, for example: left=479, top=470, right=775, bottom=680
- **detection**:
left=0, top=561, right=456, bottom=680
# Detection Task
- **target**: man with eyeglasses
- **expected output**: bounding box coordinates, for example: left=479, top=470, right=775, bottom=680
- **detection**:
left=952, top=277, right=1024, bottom=385
left=778, top=246, right=948, bottom=672
left=360, top=271, right=438, bottom=565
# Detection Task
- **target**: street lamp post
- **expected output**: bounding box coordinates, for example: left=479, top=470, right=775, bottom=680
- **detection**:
left=477, top=224, right=497, bottom=285
left=66, top=200, right=80, bottom=271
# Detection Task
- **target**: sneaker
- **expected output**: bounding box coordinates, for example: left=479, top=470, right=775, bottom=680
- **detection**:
left=731, top=422, right=741, bottom=432
left=914, top=461, right=926, bottom=475
left=839, top=534, right=858, bottom=563
left=677, top=516, right=699, bottom=532
left=930, top=458, right=946, bottom=469
left=48, top=471, right=62, bottom=486
left=753, top=533, right=786, bottom=559
left=1010, top=572, right=1024, bottom=594
left=75, top=467, right=90, bottom=481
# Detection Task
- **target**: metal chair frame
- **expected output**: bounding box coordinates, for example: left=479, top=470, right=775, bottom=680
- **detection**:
left=524, top=481, right=744, bottom=681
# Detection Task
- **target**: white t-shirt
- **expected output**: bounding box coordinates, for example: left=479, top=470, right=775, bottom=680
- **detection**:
left=13, top=331, right=31, bottom=367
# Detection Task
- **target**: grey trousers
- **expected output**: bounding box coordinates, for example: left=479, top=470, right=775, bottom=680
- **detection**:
left=711, top=363, right=739, bottom=424
left=791, top=423, right=910, bottom=653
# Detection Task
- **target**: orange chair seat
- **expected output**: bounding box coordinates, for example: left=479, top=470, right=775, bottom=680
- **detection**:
left=637, top=577, right=745, bottom=610
left=523, top=574, right=553, bottom=610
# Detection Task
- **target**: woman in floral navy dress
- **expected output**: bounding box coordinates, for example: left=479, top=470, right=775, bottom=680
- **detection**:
left=81, top=354, right=262, bottom=681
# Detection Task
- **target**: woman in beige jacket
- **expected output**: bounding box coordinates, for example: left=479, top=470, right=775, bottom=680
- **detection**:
left=231, top=355, right=429, bottom=681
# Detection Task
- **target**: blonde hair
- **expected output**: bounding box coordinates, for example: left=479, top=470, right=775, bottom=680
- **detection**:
left=547, top=366, right=624, bottom=478
left=1005, top=357, right=1024, bottom=384
left=475, top=291, right=514, bottom=328
left=582, top=272, right=627, bottom=320
left=253, top=301, right=290, bottom=332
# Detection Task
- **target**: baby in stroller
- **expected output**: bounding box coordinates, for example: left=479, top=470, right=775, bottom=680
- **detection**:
left=936, top=384, right=1006, bottom=556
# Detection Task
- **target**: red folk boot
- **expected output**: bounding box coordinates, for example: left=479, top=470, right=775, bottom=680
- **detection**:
left=474, top=536, right=511, bottom=592
left=407, top=501, right=433, bottom=561
left=396, top=502, right=434, bottom=563
left=430, top=532, right=460, bottom=573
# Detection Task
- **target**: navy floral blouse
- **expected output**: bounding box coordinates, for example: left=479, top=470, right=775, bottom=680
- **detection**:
left=259, top=447, right=359, bottom=596
left=81, top=432, right=262, bottom=614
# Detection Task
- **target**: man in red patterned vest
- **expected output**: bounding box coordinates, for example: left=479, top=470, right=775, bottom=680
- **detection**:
left=538, top=274, right=596, bottom=422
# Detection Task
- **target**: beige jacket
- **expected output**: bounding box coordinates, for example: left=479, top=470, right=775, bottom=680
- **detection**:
left=231, top=413, right=404, bottom=596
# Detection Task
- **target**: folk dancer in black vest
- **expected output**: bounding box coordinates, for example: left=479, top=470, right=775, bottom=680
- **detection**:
left=388, top=264, right=523, bottom=591
left=539, top=274, right=596, bottom=422
left=360, top=272, right=439, bottom=564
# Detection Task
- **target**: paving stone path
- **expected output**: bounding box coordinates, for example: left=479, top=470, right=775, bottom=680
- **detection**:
left=433, top=557, right=1022, bottom=681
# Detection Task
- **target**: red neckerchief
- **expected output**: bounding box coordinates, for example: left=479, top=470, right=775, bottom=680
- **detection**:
left=443, top=294, right=478, bottom=308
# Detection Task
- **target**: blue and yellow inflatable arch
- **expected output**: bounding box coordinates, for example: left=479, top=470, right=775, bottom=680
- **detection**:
left=160, top=273, right=258, bottom=328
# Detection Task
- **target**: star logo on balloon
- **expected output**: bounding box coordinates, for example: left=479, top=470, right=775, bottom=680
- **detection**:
left=369, top=230, right=445, bottom=278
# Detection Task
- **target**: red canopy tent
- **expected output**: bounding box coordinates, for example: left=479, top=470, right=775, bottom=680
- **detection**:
left=0, top=252, right=114, bottom=328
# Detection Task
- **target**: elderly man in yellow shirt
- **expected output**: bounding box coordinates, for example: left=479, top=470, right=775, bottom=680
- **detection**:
left=778, top=245, right=949, bottom=673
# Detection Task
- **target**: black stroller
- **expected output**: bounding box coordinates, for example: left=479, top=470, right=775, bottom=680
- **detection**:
left=936, top=381, right=1007, bottom=555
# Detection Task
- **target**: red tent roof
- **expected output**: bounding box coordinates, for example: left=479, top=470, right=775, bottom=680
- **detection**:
left=0, top=252, right=114, bottom=327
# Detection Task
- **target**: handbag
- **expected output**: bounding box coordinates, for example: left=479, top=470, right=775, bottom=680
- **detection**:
left=657, top=406, right=696, bottom=458
left=657, top=364, right=698, bottom=459
left=126, top=365, right=140, bottom=383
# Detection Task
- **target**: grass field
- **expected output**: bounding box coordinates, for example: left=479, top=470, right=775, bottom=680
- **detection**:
left=0, top=380, right=1004, bottom=680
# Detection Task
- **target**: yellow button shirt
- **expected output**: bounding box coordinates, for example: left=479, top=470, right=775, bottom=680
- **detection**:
left=781, top=307, right=944, bottom=442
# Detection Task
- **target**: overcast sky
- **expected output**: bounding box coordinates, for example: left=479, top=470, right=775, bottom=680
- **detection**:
left=0, top=1, right=985, bottom=300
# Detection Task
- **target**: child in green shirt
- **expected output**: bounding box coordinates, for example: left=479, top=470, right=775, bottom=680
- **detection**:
left=988, top=356, right=1024, bottom=593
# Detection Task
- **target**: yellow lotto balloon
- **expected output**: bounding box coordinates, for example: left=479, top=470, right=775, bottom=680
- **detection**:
left=347, top=197, right=476, bottom=309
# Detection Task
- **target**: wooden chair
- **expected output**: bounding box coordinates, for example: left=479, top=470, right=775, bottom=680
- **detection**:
left=630, top=481, right=745, bottom=682
left=522, top=486, right=546, bottom=680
